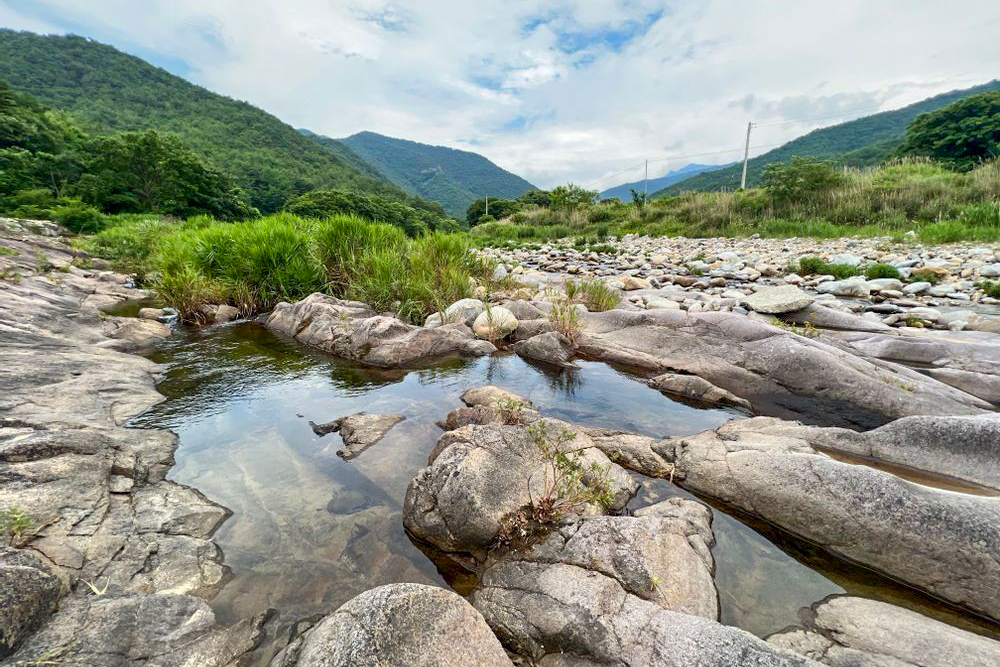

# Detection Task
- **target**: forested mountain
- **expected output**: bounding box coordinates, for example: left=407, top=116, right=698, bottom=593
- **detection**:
left=656, top=79, right=1000, bottom=196
left=0, top=29, right=417, bottom=212
left=599, top=163, right=730, bottom=201
left=333, top=131, right=537, bottom=216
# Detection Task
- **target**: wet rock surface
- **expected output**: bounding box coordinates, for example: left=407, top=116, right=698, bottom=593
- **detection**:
left=309, top=412, right=406, bottom=459
left=0, top=222, right=263, bottom=664
left=768, top=596, right=1000, bottom=667
left=266, top=292, right=497, bottom=366
left=269, top=583, right=513, bottom=667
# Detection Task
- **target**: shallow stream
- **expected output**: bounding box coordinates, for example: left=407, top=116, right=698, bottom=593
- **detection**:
left=127, top=319, right=999, bottom=663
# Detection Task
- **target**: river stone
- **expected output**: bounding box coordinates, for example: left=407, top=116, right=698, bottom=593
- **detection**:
left=768, top=596, right=1000, bottom=667
left=137, top=307, right=165, bottom=320
left=0, top=548, right=61, bottom=659
left=653, top=417, right=1000, bottom=621
left=980, top=263, right=1000, bottom=278
left=214, top=304, right=239, bottom=323
left=267, top=293, right=497, bottom=366
left=100, top=316, right=171, bottom=352
left=621, top=276, right=652, bottom=290
left=575, top=309, right=986, bottom=429
left=816, top=277, right=870, bottom=298
left=512, top=331, right=576, bottom=367
left=269, top=583, right=513, bottom=667
left=903, top=281, right=931, bottom=294
left=647, top=372, right=751, bottom=409
left=781, top=303, right=893, bottom=333
left=502, top=299, right=545, bottom=321
left=473, top=559, right=818, bottom=667
left=403, top=418, right=638, bottom=560
left=644, top=295, right=681, bottom=310
left=744, top=285, right=814, bottom=314
left=443, top=298, right=486, bottom=326
left=460, top=386, right=533, bottom=408
left=472, top=306, right=518, bottom=340
left=309, top=413, right=406, bottom=460
left=7, top=592, right=267, bottom=667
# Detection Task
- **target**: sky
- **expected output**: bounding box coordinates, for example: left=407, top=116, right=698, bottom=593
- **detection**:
left=1, top=0, right=998, bottom=190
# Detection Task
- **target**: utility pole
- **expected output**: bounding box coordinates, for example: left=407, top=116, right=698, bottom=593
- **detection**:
left=485, top=195, right=489, bottom=217
left=643, top=159, right=649, bottom=198
left=740, top=121, right=753, bottom=190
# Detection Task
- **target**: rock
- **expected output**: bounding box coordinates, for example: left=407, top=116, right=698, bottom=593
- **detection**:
left=493, top=265, right=509, bottom=281
left=866, top=278, right=903, bottom=292
left=100, top=316, right=171, bottom=351
left=137, top=307, right=165, bottom=320
left=403, top=418, right=638, bottom=560
left=576, top=309, right=985, bottom=429
left=902, top=281, right=931, bottom=294
left=0, top=548, right=61, bottom=658
left=510, top=318, right=555, bottom=342
left=472, top=306, right=519, bottom=340
left=270, top=583, right=512, bottom=667
left=782, top=303, right=893, bottom=333
left=266, top=293, right=497, bottom=367
left=643, top=295, right=681, bottom=310
left=830, top=253, right=863, bottom=267
left=979, top=263, right=1000, bottom=278
left=501, top=299, right=544, bottom=321
left=309, top=412, right=406, bottom=460
left=8, top=593, right=267, bottom=667
left=768, top=596, right=1000, bottom=667
left=443, top=298, right=486, bottom=326
left=424, top=312, right=443, bottom=328
left=648, top=372, right=751, bottom=409
left=460, top=386, right=533, bottom=408
left=816, top=277, right=870, bottom=298
left=621, top=276, right=652, bottom=290
left=214, top=304, right=239, bottom=323
left=654, top=417, right=1000, bottom=621
left=744, top=285, right=814, bottom=314
left=512, top=331, right=576, bottom=367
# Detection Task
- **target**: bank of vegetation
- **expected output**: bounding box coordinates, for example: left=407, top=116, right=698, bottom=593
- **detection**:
left=82, top=213, right=497, bottom=324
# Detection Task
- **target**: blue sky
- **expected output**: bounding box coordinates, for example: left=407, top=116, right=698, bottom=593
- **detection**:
left=1, top=0, right=998, bottom=188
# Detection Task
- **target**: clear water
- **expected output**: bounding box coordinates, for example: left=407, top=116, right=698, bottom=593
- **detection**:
left=128, top=320, right=999, bottom=662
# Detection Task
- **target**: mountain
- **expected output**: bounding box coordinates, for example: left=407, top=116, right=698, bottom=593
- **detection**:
left=332, top=131, right=537, bottom=217
left=600, top=163, right=731, bottom=201
left=656, top=79, right=1000, bottom=196
left=0, top=29, right=416, bottom=213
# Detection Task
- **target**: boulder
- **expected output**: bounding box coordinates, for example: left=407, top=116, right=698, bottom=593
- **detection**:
left=816, top=277, right=870, bottom=298
left=0, top=548, right=62, bottom=658
left=403, top=418, right=638, bottom=560
left=653, top=417, right=1000, bottom=621
left=768, top=596, right=1000, bottom=667
left=647, top=372, right=751, bottom=409
left=512, top=331, right=576, bottom=367
left=782, top=303, right=893, bottom=333
left=443, top=298, right=486, bottom=326
left=460, top=386, right=533, bottom=409
left=266, top=293, right=496, bottom=367
left=214, top=304, right=239, bottom=323
left=270, top=584, right=512, bottom=667
left=644, top=295, right=681, bottom=310
left=501, top=299, right=544, bottom=321
left=309, top=412, right=406, bottom=460
left=744, top=285, right=814, bottom=314
left=621, top=276, right=652, bottom=290
left=137, top=307, right=165, bottom=320
left=472, top=306, right=519, bottom=340
left=100, top=316, right=171, bottom=351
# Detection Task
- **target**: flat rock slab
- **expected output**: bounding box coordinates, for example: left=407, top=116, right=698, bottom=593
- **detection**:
left=309, top=412, right=406, bottom=459
left=648, top=372, right=751, bottom=409
left=745, top=285, right=814, bottom=314
left=768, top=596, right=1000, bottom=667
left=270, top=583, right=513, bottom=667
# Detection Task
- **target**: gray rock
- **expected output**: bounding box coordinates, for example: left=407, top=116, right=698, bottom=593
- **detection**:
left=654, top=417, right=1000, bottom=621
left=511, top=318, right=555, bottom=342
left=902, top=281, right=931, bottom=294
left=460, top=386, right=533, bottom=408
left=0, top=548, right=61, bottom=658
left=648, top=372, right=751, bottom=409
left=472, top=306, right=518, bottom=340
left=744, top=285, right=814, bottom=314
left=502, top=299, right=544, bottom=321
left=100, top=316, right=171, bottom=351
left=137, top=307, right=165, bottom=320
left=782, top=303, right=893, bottom=333
left=270, top=583, right=512, bottom=667
left=980, top=263, right=1000, bottom=278
left=512, top=331, right=577, bottom=367
left=266, top=293, right=496, bottom=367
left=309, top=412, right=406, bottom=459
left=816, top=278, right=870, bottom=298
left=403, top=419, right=638, bottom=560
left=444, top=298, right=486, bottom=326
left=214, top=304, right=239, bottom=323
left=768, top=596, right=1000, bottom=667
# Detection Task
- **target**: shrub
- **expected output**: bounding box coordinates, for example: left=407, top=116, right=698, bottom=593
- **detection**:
left=578, top=279, right=619, bottom=312
left=548, top=300, right=582, bottom=343
left=795, top=256, right=860, bottom=278
left=864, top=263, right=901, bottom=280
left=51, top=199, right=106, bottom=233
left=978, top=280, right=1000, bottom=298
left=527, top=421, right=615, bottom=523
left=761, top=157, right=846, bottom=204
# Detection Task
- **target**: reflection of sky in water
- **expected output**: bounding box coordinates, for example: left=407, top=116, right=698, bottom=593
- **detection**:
left=127, top=322, right=995, bottom=662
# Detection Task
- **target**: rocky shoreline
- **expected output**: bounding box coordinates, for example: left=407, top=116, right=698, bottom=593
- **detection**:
left=4, top=219, right=1000, bottom=666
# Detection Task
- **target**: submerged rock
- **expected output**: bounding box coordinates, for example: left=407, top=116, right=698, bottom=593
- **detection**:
left=270, top=583, right=512, bottom=667
left=309, top=412, right=406, bottom=459
left=266, top=293, right=496, bottom=367
left=768, top=596, right=1000, bottom=667
left=648, top=372, right=751, bottom=409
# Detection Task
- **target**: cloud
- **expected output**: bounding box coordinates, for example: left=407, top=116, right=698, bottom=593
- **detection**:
left=3, top=0, right=999, bottom=188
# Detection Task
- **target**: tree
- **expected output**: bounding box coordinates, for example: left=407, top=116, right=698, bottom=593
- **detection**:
left=549, top=184, right=597, bottom=211
left=466, top=197, right=521, bottom=226
left=285, top=188, right=456, bottom=236
left=897, top=91, right=1000, bottom=170
left=78, top=130, right=257, bottom=219
left=760, top=157, right=845, bottom=204
left=517, top=189, right=551, bottom=207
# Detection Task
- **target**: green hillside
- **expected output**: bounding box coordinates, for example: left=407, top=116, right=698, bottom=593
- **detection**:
left=333, top=131, right=537, bottom=216
left=657, top=79, right=1000, bottom=195
left=0, top=29, right=413, bottom=212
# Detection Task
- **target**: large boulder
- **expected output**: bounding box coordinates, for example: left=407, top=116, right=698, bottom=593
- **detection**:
left=653, top=417, right=1000, bottom=621
left=0, top=548, right=62, bottom=659
left=269, top=584, right=513, bottom=667
left=443, top=298, right=486, bottom=326
left=744, top=285, right=814, bottom=314
left=512, top=331, right=576, bottom=367
left=768, top=596, right=1000, bottom=667
left=403, top=418, right=638, bottom=560
left=266, top=293, right=496, bottom=367
left=575, top=309, right=987, bottom=429
left=472, top=306, right=519, bottom=340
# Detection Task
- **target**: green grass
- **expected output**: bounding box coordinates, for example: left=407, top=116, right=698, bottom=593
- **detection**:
left=864, top=263, right=902, bottom=280
left=83, top=213, right=496, bottom=324
left=795, top=256, right=860, bottom=278
left=978, top=280, right=1000, bottom=298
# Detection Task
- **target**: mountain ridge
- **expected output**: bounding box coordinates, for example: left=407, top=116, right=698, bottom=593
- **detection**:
left=600, top=163, right=731, bottom=201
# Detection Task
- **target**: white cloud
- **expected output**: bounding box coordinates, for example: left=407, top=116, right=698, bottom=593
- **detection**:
left=3, top=0, right=999, bottom=188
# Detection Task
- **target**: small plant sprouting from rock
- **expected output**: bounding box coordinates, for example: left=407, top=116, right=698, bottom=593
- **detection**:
left=773, top=318, right=818, bottom=338
left=563, top=277, right=618, bottom=312
left=2, top=505, right=35, bottom=546
left=493, top=395, right=528, bottom=425
left=527, top=421, right=615, bottom=525
left=548, top=300, right=583, bottom=343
